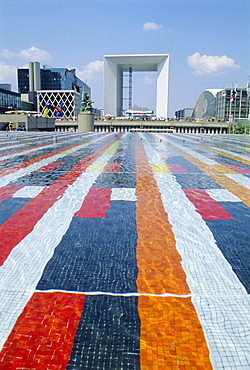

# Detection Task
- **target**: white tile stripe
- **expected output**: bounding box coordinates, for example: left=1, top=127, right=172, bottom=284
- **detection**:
left=226, top=173, right=250, bottom=190
left=12, top=186, right=45, bottom=198
left=0, top=134, right=113, bottom=188
left=36, top=289, right=191, bottom=298
left=140, top=134, right=250, bottom=370
left=111, top=188, right=137, bottom=201
left=161, top=137, right=218, bottom=164
left=95, top=154, right=114, bottom=163
left=159, top=132, right=250, bottom=165
left=206, top=188, right=242, bottom=202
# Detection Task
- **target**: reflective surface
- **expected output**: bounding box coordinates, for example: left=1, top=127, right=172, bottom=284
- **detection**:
left=0, top=131, right=249, bottom=369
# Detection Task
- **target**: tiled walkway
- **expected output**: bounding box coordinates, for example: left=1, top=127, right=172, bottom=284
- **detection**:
left=0, top=131, right=249, bottom=369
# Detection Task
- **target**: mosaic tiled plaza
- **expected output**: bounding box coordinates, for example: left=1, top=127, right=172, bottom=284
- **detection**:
left=0, top=131, right=249, bottom=369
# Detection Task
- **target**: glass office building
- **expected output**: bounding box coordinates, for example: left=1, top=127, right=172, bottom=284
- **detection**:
left=18, top=63, right=91, bottom=117
left=0, top=88, right=21, bottom=113
left=18, top=65, right=90, bottom=98
left=216, top=88, right=250, bottom=121
left=17, top=69, right=30, bottom=94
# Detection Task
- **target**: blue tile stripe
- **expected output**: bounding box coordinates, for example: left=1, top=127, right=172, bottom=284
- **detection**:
left=66, top=295, right=140, bottom=370
left=36, top=200, right=138, bottom=293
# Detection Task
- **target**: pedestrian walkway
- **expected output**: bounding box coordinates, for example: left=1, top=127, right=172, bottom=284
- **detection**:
left=0, top=131, right=249, bottom=369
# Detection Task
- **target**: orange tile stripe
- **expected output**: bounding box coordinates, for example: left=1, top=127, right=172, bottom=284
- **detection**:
left=139, top=296, right=212, bottom=370
left=0, top=292, right=85, bottom=369
left=135, top=138, right=213, bottom=369
left=135, top=143, right=190, bottom=295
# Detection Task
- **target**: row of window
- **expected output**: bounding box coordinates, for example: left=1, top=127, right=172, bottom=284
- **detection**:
left=17, top=69, right=88, bottom=95
left=0, top=90, right=21, bottom=111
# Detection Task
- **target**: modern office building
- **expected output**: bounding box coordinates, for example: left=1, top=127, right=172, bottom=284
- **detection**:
left=0, top=85, right=21, bottom=113
left=175, top=108, right=194, bottom=120
left=192, top=89, right=222, bottom=120
left=104, top=54, right=169, bottom=119
left=18, top=62, right=90, bottom=95
left=17, top=62, right=91, bottom=117
left=216, top=88, right=250, bottom=122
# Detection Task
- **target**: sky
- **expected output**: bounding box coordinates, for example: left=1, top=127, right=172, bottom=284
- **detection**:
left=0, top=0, right=249, bottom=117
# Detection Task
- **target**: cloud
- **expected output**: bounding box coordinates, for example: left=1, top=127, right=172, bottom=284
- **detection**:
left=0, top=62, right=17, bottom=87
left=187, top=52, right=240, bottom=76
left=19, top=46, right=53, bottom=61
left=143, top=22, right=162, bottom=31
left=76, top=60, right=104, bottom=82
left=1, top=46, right=53, bottom=62
left=1, top=49, right=16, bottom=58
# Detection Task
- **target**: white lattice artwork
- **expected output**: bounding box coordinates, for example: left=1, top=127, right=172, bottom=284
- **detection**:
left=37, top=90, right=80, bottom=119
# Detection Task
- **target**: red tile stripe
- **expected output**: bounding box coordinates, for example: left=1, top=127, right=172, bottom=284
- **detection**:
left=74, top=187, right=112, bottom=218
left=36, top=161, right=65, bottom=171
left=0, top=186, right=23, bottom=204
left=0, top=141, right=88, bottom=178
left=0, top=292, right=85, bottom=369
left=184, top=189, right=232, bottom=220
left=0, top=143, right=112, bottom=265
left=103, top=162, right=122, bottom=172
left=167, top=163, right=188, bottom=173
left=225, top=164, right=250, bottom=174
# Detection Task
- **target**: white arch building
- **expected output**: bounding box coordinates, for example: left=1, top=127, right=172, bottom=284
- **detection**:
left=104, top=54, right=169, bottom=118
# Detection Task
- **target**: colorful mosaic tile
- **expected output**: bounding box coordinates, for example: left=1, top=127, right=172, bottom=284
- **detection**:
left=0, top=131, right=249, bottom=369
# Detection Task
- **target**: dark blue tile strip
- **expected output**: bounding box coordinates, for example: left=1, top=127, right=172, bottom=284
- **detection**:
left=0, top=198, right=30, bottom=225
left=206, top=201, right=250, bottom=292
left=66, top=295, right=140, bottom=370
left=174, top=173, right=222, bottom=189
left=36, top=201, right=138, bottom=293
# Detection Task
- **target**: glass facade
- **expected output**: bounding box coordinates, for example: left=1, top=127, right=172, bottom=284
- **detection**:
left=17, top=69, right=29, bottom=94
left=0, top=88, right=21, bottom=113
left=40, top=69, right=62, bottom=90
left=216, top=89, right=250, bottom=121
left=175, top=108, right=194, bottom=120
left=18, top=67, right=90, bottom=100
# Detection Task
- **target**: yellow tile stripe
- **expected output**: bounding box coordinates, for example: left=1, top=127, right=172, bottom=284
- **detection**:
left=85, top=162, right=106, bottom=172
left=151, top=163, right=171, bottom=173
left=103, top=142, right=121, bottom=155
